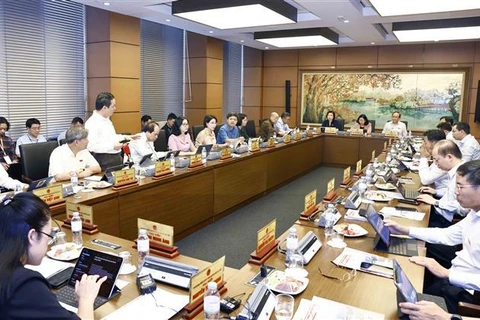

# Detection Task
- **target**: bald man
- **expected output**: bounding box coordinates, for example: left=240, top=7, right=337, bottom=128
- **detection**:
left=259, top=112, right=279, bottom=140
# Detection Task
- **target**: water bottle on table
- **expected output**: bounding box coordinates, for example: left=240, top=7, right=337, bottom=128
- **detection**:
left=285, top=227, right=298, bottom=267
left=71, top=212, right=83, bottom=248
left=204, top=282, right=220, bottom=320
left=137, top=229, right=150, bottom=268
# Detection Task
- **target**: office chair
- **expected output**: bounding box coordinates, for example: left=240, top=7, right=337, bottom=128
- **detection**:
left=154, top=130, right=168, bottom=151
left=336, top=119, right=345, bottom=131
left=259, top=119, right=267, bottom=127
left=19, top=141, right=58, bottom=183
left=459, top=291, right=480, bottom=317
left=192, top=125, right=204, bottom=142
left=369, top=120, right=376, bottom=133
left=59, top=139, right=66, bottom=146
left=246, top=120, right=256, bottom=138
left=214, top=124, right=222, bottom=138
left=401, top=121, right=408, bottom=130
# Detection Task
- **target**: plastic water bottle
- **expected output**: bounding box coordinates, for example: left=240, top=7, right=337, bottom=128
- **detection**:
left=408, top=130, right=412, bottom=138
left=70, top=170, right=78, bottom=188
left=71, top=212, right=83, bottom=248
left=248, top=138, right=252, bottom=151
left=273, top=131, right=277, bottom=140
left=14, top=183, right=23, bottom=194
left=285, top=228, right=298, bottom=266
left=204, top=282, right=220, bottom=320
left=137, top=229, right=149, bottom=268
left=201, top=146, right=207, bottom=164
left=169, top=153, right=175, bottom=172
left=324, top=205, right=336, bottom=243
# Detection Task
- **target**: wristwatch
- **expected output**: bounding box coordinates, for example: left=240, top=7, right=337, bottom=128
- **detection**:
left=451, top=314, right=463, bottom=320
left=434, top=200, right=440, bottom=207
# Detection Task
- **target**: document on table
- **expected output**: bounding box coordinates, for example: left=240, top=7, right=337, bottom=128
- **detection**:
left=332, top=247, right=393, bottom=279
left=101, top=288, right=189, bottom=320
left=293, top=296, right=384, bottom=320
left=25, top=257, right=73, bottom=278
left=379, top=207, right=425, bottom=221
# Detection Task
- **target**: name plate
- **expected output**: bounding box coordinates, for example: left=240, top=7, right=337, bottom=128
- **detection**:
left=324, top=127, right=338, bottom=134
left=389, top=138, right=393, bottom=146
left=284, top=133, right=291, bottom=143
left=294, top=131, right=301, bottom=141
left=267, top=137, right=275, bottom=148
left=66, top=202, right=93, bottom=225
left=220, top=147, right=232, bottom=160
left=327, top=178, right=335, bottom=194
left=356, top=159, right=362, bottom=173
left=350, top=128, right=363, bottom=135
left=138, top=218, right=174, bottom=248
left=190, top=153, right=203, bottom=167
left=33, top=185, right=64, bottom=206
left=371, top=150, right=376, bottom=162
left=113, top=168, right=136, bottom=187
left=343, top=166, right=351, bottom=181
left=190, top=256, right=225, bottom=305
left=385, top=130, right=398, bottom=138
left=383, top=141, right=388, bottom=150
left=304, top=190, right=317, bottom=214
left=257, top=219, right=276, bottom=254
left=306, top=129, right=313, bottom=137
left=251, top=139, right=260, bottom=151
left=155, top=160, right=171, bottom=176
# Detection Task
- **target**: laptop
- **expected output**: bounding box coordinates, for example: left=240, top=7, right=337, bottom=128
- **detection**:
left=27, top=176, right=54, bottom=192
left=362, top=204, right=418, bottom=257
left=101, top=164, right=127, bottom=183
left=158, top=150, right=180, bottom=161
left=139, top=153, right=153, bottom=165
left=195, top=144, right=213, bottom=155
left=396, top=181, right=420, bottom=201
left=56, top=248, right=123, bottom=313
left=393, top=260, right=447, bottom=318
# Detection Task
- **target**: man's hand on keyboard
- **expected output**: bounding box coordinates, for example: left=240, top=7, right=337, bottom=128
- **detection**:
left=409, top=256, right=449, bottom=279
left=418, top=186, right=436, bottom=195
left=384, top=220, right=410, bottom=235
left=416, top=194, right=435, bottom=205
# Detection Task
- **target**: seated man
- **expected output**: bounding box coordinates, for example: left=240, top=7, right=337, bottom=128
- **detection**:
left=0, top=163, right=28, bottom=191
left=57, top=117, right=84, bottom=144
left=418, top=130, right=448, bottom=196
left=129, top=121, right=160, bottom=168
left=417, top=140, right=468, bottom=228
left=382, top=111, right=407, bottom=138
left=452, top=122, right=480, bottom=162
left=0, top=117, right=18, bottom=172
left=386, top=160, right=480, bottom=313
left=15, top=118, right=47, bottom=158
left=217, top=112, right=243, bottom=145
left=161, top=113, right=177, bottom=143
left=259, top=112, right=279, bottom=141
left=48, top=126, right=101, bottom=182
left=274, top=112, right=291, bottom=136
left=141, top=115, right=152, bottom=130
left=439, top=116, right=454, bottom=125
left=437, top=122, right=455, bottom=142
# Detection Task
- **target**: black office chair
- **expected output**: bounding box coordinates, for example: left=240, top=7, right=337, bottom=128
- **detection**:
left=59, top=139, right=66, bottom=146
left=154, top=129, right=168, bottom=151
left=336, top=119, right=345, bottom=131
left=401, top=121, right=408, bottom=130
left=369, top=120, right=376, bottom=133
left=19, top=141, right=58, bottom=183
left=214, top=124, right=223, bottom=138
left=259, top=119, right=267, bottom=127
left=246, top=120, right=256, bottom=138
left=192, top=125, right=204, bottom=142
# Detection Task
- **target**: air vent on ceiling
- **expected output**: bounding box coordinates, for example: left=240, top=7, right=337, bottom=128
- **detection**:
left=373, top=23, right=389, bottom=38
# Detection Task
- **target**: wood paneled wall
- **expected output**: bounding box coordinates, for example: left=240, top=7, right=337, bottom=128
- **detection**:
left=244, top=41, right=480, bottom=136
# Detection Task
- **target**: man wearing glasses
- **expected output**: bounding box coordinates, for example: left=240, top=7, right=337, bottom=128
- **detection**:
left=15, top=118, right=47, bottom=158
left=386, top=159, right=480, bottom=313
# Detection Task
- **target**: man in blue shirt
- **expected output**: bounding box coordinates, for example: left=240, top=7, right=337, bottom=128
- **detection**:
left=217, top=112, right=244, bottom=145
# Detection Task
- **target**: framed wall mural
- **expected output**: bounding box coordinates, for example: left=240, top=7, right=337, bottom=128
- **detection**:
left=300, top=71, right=465, bottom=131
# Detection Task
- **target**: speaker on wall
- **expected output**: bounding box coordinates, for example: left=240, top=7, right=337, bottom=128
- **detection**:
left=285, top=80, right=291, bottom=113
left=475, top=80, right=480, bottom=122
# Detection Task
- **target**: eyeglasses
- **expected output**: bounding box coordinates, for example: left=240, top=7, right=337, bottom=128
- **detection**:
left=318, top=266, right=356, bottom=282
left=456, top=184, right=479, bottom=190
left=39, top=230, right=56, bottom=245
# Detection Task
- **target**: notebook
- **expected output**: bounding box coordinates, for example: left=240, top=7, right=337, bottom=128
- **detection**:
left=56, top=248, right=123, bottom=313
left=362, top=204, right=418, bottom=257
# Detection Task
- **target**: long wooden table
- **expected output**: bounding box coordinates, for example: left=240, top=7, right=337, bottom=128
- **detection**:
left=54, top=134, right=387, bottom=242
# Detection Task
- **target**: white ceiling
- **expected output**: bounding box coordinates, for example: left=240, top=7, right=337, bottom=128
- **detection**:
left=73, top=0, right=480, bottom=50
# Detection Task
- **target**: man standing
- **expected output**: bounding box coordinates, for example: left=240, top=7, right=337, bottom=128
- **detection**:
left=49, top=126, right=101, bottom=182
left=15, top=118, right=47, bottom=158
left=85, top=92, right=138, bottom=171
left=274, top=112, right=291, bottom=136
left=382, top=111, right=407, bottom=138
left=452, top=122, right=480, bottom=162
left=259, top=112, right=279, bottom=141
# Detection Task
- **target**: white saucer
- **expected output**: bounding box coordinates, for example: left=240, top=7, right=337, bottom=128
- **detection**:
left=119, top=264, right=136, bottom=275
left=327, top=239, right=347, bottom=249
left=80, top=188, right=95, bottom=193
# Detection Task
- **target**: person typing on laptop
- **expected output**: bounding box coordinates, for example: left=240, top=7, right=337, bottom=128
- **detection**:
left=0, top=193, right=106, bottom=319
left=400, top=301, right=471, bottom=320
left=129, top=121, right=160, bottom=167
left=385, top=160, right=480, bottom=313
left=418, top=130, right=449, bottom=197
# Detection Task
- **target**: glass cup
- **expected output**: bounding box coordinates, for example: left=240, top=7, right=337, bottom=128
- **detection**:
left=84, top=179, right=93, bottom=192
left=330, top=231, right=345, bottom=248
left=119, top=251, right=133, bottom=267
left=275, top=294, right=294, bottom=320
left=55, top=231, right=67, bottom=246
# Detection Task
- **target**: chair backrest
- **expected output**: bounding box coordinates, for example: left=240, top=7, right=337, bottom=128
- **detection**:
left=246, top=120, right=256, bottom=138
left=259, top=119, right=267, bottom=127
left=59, top=139, right=66, bottom=146
left=154, top=129, right=168, bottom=151
left=401, top=121, right=408, bottom=130
left=369, top=119, right=376, bottom=132
left=336, top=119, right=345, bottom=131
left=20, top=141, right=59, bottom=182
left=192, top=125, right=204, bottom=142
left=214, top=124, right=223, bottom=138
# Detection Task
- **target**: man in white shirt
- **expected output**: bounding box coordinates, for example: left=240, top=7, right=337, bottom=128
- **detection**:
left=15, top=118, right=47, bottom=158
left=57, top=117, right=84, bottom=145
left=452, top=122, right=480, bottom=162
left=386, top=160, right=480, bottom=313
left=437, top=122, right=455, bottom=142
left=274, top=112, right=291, bottom=136
left=129, top=121, right=160, bottom=168
left=381, top=111, right=407, bottom=138
left=0, top=163, right=28, bottom=191
left=416, top=140, right=468, bottom=228
left=49, top=126, right=101, bottom=182
left=418, top=129, right=449, bottom=196
left=85, top=92, right=139, bottom=171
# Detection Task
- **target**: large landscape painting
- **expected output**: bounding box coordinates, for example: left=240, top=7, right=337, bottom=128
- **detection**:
left=301, top=72, right=465, bottom=131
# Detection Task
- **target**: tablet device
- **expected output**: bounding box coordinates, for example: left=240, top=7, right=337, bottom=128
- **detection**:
left=101, top=164, right=127, bottom=182
left=195, top=144, right=213, bottom=155
left=27, top=176, right=54, bottom=192
left=139, top=153, right=153, bottom=165
left=159, top=150, right=180, bottom=161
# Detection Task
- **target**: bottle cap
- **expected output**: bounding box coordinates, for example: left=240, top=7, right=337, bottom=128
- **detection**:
left=207, top=282, right=217, bottom=290
left=72, top=212, right=80, bottom=217
left=289, top=227, right=296, bottom=234
left=139, top=229, right=147, bottom=235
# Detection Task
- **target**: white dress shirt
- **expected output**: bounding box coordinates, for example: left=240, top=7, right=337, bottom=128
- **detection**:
left=48, top=144, right=100, bottom=178
left=409, top=209, right=480, bottom=291
left=0, top=164, right=27, bottom=190
left=418, top=157, right=449, bottom=197
left=433, top=162, right=468, bottom=222
left=274, top=118, right=290, bottom=134
left=446, top=131, right=456, bottom=142
left=457, top=134, right=480, bottom=162
left=85, top=111, right=124, bottom=154
left=57, top=130, right=67, bottom=144
left=15, top=134, right=47, bottom=157
left=382, top=121, right=407, bottom=138
left=129, top=132, right=157, bottom=167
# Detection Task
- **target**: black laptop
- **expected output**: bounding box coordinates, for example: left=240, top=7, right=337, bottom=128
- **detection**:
left=158, top=150, right=180, bottom=161
left=139, top=153, right=153, bottom=165
left=56, top=248, right=123, bottom=312
left=393, top=259, right=447, bottom=318
left=195, top=144, right=213, bottom=155
left=362, top=204, right=418, bottom=257
left=27, top=176, right=54, bottom=192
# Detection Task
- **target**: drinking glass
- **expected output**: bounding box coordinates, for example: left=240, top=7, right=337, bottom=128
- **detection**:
left=275, top=294, right=294, bottom=320
left=55, top=231, right=67, bottom=246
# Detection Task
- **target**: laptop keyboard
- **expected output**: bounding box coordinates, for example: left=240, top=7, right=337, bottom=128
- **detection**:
left=57, top=285, right=107, bottom=310
left=404, top=188, right=419, bottom=199
left=389, top=238, right=408, bottom=255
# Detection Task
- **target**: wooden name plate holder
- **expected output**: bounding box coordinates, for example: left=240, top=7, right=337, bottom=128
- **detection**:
left=183, top=281, right=228, bottom=319
left=283, top=134, right=291, bottom=144
left=133, top=240, right=179, bottom=259
left=340, top=177, right=354, bottom=188
left=188, top=154, right=204, bottom=170
left=111, top=168, right=138, bottom=191
left=250, top=139, right=260, bottom=152
left=267, top=137, right=275, bottom=148
left=62, top=219, right=99, bottom=235
left=220, top=148, right=233, bottom=162
left=248, top=239, right=280, bottom=265
left=299, top=203, right=321, bottom=221
left=294, top=132, right=301, bottom=141
left=152, top=160, right=173, bottom=180
left=322, top=190, right=338, bottom=203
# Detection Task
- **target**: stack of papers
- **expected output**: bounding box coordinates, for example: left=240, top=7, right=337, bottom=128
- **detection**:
left=379, top=207, right=425, bottom=221
left=293, top=296, right=384, bottom=320
left=344, top=209, right=367, bottom=222
left=25, top=257, right=73, bottom=278
left=332, top=247, right=393, bottom=279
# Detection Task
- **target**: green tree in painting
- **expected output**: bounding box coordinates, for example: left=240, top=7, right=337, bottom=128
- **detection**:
left=446, top=82, right=461, bottom=122
left=302, top=73, right=401, bottom=123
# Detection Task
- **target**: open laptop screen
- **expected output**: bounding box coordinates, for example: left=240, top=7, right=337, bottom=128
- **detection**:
left=68, top=248, right=123, bottom=298
left=364, top=204, right=391, bottom=246
left=393, top=260, right=418, bottom=303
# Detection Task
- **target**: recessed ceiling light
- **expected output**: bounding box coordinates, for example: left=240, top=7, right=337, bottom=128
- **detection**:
left=367, top=66, right=372, bottom=68
left=103, top=2, right=110, bottom=5
left=240, top=40, right=245, bottom=43
left=254, top=28, right=339, bottom=48
left=172, top=0, right=297, bottom=30
left=409, top=65, right=413, bottom=68
left=166, top=19, right=171, bottom=22
left=370, top=42, right=375, bottom=45
left=343, top=20, right=349, bottom=23
left=330, top=66, right=336, bottom=69
left=265, top=46, right=269, bottom=49
left=209, top=30, right=214, bottom=34
left=369, top=0, right=480, bottom=17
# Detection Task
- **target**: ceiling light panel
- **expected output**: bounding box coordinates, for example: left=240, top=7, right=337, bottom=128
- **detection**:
left=369, top=0, right=480, bottom=17
left=254, top=28, right=339, bottom=48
